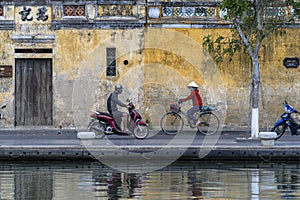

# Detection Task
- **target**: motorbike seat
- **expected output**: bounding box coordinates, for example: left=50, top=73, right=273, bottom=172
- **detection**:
left=99, top=112, right=112, bottom=117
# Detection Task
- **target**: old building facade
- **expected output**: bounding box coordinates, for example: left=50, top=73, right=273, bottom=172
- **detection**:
left=0, top=0, right=299, bottom=129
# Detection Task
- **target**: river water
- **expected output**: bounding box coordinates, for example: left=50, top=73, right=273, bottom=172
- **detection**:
left=0, top=160, right=299, bottom=199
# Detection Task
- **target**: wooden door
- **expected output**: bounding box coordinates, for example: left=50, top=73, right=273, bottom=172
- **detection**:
left=15, top=58, right=53, bottom=126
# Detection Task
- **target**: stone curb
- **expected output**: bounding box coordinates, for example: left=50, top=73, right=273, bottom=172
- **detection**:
left=0, top=143, right=297, bottom=161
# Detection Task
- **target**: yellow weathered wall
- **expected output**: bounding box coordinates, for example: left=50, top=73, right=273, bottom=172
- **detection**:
left=57, top=27, right=300, bottom=129
left=0, top=31, right=13, bottom=126
left=55, top=29, right=146, bottom=128
left=0, top=4, right=299, bottom=129
left=52, top=28, right=224, bottom=129
left=177, top=28, right=300, bottom=128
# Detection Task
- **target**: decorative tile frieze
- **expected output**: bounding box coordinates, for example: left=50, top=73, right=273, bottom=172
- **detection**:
left=5, top=1, right=294, bottom=30
left=161, top=6, right=216, bottom=18
left=195, top=7, right=207, bottom=17
left=63, top=5, right=86, bottom=17
left=173, top=7, right=183, bottom=16
left=162, top=7, right=172, bottom=17
left=184, top=7, right=195, bottom=17
left=98, top=4, right=135, bottom=17
left=265, top=7, right=288, bottom=17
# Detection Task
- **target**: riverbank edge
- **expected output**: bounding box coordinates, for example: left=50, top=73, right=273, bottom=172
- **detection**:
left=0, top=144, right=298, bottom=161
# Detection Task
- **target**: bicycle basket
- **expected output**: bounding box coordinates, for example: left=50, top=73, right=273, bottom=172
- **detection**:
left=170, top=102, right=180, bottom=112
left=201, top=104, right=217, bottom=112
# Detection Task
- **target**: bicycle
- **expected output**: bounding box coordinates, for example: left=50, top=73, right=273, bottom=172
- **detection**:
left=160, top=102, right=220, bottom=135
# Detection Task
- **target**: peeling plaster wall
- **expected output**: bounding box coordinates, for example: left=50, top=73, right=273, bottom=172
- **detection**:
left=0, top=1, right=299, bottom=130
left=1, top=27, right=300, bottom=129
left=53, top=28, right=300, bottom=129
left=183, top=28, right=300, bottom=128
left=0, top=31, right=14, bottom=126
left=55, top=29, right=145, bottom=128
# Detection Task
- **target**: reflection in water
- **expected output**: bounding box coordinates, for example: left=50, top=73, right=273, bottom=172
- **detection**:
left=0, top=161, right=300, bottom=199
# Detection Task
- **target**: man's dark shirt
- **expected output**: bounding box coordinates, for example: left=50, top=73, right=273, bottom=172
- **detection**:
left=107, top=91, right=127, bottom=114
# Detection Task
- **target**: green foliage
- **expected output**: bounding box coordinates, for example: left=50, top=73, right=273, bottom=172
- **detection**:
left=203, top=0, right=300, bottom=64
left=206, top=0, right=300, bottom=134
left=203, top=35, right=242, bottom=64
left=145, top=118, right=152, bottom=129
left=221, top=0, right=253, bottom=20
left=287, top=0, right=300, bottom=17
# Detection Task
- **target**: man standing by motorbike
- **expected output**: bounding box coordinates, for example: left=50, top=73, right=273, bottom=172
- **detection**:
left=107, top=84, right=129, bottom=132
left=178, top=81, right=203, bottom=127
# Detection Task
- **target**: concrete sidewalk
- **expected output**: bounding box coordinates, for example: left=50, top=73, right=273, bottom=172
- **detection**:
left=0, top=127, right=298, bottom=161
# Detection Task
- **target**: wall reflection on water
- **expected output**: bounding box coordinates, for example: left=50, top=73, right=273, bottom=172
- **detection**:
left=0, top=160, right=299, bottom=199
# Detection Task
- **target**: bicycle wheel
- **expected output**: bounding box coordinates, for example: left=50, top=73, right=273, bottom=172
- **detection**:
left=196, top=112, right=220, bottom=135
left=160, top=112, right=184, bottom=135
left=271, top=124, right=287, bottom=140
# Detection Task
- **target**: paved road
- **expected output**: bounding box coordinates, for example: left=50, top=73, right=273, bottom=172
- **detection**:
left=0, top=128, right=298, bottom=161
left=0, top=128, right=298, bottom=147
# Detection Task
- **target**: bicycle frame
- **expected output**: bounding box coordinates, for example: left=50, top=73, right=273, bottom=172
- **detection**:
left=161, top=103, right=220, bottom=135
left=174, top=106, right=213, bottom=127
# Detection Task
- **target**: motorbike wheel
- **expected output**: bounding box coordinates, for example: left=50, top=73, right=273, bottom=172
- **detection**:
left=271, top=124, right=287, bottom=140
left=133, top=125, right=148, bottom=139
left=88, top=120, right=105, bottom=139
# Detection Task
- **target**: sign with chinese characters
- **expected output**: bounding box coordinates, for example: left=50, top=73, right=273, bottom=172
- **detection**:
left=283, top=57, right=299, bottom=68
left=17, top=6, right=50, bottom=23
left=15, top=6, right=52, bottom=34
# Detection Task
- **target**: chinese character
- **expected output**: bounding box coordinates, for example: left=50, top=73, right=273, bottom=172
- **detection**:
left=19, top=7, right=33, bottom=21
left=37, top=6, right=48, bottom=21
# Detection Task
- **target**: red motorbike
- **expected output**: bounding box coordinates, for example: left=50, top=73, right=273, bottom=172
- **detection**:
left=88, top=100, right=148, bottom=139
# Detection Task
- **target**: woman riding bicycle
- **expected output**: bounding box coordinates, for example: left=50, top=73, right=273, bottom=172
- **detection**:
left=178, top=81, right=203, bottom=127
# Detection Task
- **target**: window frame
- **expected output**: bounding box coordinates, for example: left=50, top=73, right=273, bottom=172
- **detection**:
left=106, top=47, right=116, bottom=77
